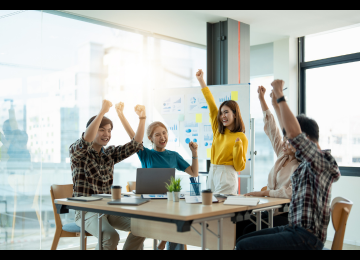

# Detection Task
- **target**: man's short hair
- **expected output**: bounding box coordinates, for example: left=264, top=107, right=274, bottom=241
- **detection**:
left=86, top=116, right=113, bottom=130
left=282, top=114, right=319, bottom=142
left=296, top=114, right=319, bottom=142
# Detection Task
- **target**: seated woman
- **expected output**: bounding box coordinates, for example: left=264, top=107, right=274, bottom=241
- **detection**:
left=116, top=102, right=198, bottom=250
left=236, top=86, right=301, bottom=238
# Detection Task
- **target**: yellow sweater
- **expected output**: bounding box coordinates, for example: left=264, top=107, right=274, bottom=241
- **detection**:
left=202, top=87, right=248, bottom=172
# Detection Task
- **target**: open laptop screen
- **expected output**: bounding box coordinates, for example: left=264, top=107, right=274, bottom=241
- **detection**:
left=135, top=168, right=175, bottom=194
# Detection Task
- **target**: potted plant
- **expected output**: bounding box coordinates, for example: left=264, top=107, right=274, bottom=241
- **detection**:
left=165, top=179, right=174, bottom=201
left=172, top=177, right=182, bottom=202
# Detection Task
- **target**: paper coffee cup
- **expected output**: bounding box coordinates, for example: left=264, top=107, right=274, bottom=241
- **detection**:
left=111, top=185, right=122, bottom=201
left=202, top=189, right=212, bottom=205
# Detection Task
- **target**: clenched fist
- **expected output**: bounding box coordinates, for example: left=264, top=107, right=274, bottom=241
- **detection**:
left=257, top=86, right=266, bottom=100
left=100, top=100, right=113, bottom=114
left=134, top=105, right=146, bottom=117
left=271, top=79, right=285, bottom=99
left=189, top=141, right=198, bottom=155
left=196, top=69, right=204, bottom=81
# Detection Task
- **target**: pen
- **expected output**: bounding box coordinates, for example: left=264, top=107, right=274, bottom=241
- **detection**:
left=283, top=88, right=287, bottom=91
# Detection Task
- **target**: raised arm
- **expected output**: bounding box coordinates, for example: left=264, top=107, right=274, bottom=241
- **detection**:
left=270, top=90, right=284, bottom=131
left=84, top=100, right=112, bottom=143
left=133, top=105, right=146, bottom=144
left=196, top=69, right=218, bottom=133
left=184, top=141, right=199, bottom=177
left=195, top=69, right=207, bottom=89
left=258, top=86, right=269, bottom=112
left=260, top=86, right=283, bottom=156
left=116, top=102, right=136, bottom=140
left=271, top=80, right=301, bottom=139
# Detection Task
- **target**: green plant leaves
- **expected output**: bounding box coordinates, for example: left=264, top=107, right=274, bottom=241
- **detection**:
left=165, top=176, right=182, bottom=192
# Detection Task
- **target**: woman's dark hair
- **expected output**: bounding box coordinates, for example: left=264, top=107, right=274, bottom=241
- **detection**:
left=217, top=100, right=245, bottom=134
left=86, top=116, right=113, bottom=130
left=282, top=114, right=319, bottom=142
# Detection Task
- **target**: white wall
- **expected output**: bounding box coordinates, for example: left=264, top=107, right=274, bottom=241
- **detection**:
left=273, top=37, right=298, bottom=115
left=250, top=43, right=273, bottom=77
left=327, top=176, right=360, bottom=246
left=250, top=38, right=298, bottom=115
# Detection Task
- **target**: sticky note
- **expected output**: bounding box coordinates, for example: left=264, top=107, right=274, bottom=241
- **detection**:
left=178, top=114, right=185, bottom=122
left=231, top=91, right=238, bottom=101
left=196, top=114, right=202, bottom=123
left=207, top=148, right=211, bottom=158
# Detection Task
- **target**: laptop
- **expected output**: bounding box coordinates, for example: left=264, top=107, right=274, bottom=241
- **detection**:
left=107, top=198, right=150, bottom=206
left=135, top=168, right=175, bottom=194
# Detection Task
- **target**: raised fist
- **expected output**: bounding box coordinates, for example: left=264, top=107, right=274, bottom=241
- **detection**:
left=134, top=105, right=146, bottom=117
left=196, top=69, right=204, bottom=81
left=101, top=100, right=113, bottom=114
left=189, top=141, right=198, bottom=155
left=271, top=79, right=285, bottom=99
left=257, top=86, right=266, bottom=100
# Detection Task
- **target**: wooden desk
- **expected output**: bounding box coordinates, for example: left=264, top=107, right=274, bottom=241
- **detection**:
left=55, top=197, right=290, bottom=250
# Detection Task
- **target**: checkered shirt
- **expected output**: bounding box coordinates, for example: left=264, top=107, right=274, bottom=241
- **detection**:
left=70, top=133, right=143, bottom=198
left=288, top=133, right=341, bottom=243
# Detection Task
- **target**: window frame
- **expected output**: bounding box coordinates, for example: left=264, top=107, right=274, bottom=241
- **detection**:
left=298, top=36, right=360, bottom=177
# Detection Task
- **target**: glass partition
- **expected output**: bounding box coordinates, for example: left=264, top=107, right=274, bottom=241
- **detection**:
left=0, top=10, right=206, bottom=249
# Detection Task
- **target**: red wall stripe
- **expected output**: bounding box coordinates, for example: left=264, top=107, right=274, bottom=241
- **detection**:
left=238, top=21, right=241, bottom=84
left=238, top=22, right=241, bottom=194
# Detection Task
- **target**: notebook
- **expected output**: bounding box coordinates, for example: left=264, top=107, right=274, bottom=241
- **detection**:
left=107, top=198, right=150, bottom=206
left=223, top=197, right=260, bottom=206
left=184, top=195, right=218, bottom=204
left=68, top=196, right=103, bottom=202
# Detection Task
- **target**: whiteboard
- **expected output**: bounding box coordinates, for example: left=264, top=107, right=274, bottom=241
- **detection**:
left=151, top=84, right=251, bottom=176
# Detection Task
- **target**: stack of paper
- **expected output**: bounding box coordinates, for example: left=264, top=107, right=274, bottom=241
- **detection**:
left=223, top=197, right=260, bottom=206
left=184, top=195, right=218, bottom=204
left=68, top=196, right=103, bottom=202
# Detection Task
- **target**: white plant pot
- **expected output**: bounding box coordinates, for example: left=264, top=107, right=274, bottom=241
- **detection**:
left=173, top=191, right=180, bottom=202
left=167, top=192, right=173, bottom=201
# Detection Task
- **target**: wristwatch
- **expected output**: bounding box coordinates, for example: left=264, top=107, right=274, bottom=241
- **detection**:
left=139, top=117, right=146, bottom=119
left=276, top=96, right=286, bottom=103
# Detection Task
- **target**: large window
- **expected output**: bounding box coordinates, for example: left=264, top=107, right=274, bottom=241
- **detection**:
left=0, top=10, right=206, bottom=249
left=300, top=25, right=360, bottom=171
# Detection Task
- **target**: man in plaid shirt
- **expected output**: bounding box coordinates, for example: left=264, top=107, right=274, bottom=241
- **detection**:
left=70, top=99, right=147, bottom=250
left=236, top=80, right=340, bottom=250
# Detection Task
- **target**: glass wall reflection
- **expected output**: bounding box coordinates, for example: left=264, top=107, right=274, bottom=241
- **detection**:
left=0, top=10, right=206, bottom=249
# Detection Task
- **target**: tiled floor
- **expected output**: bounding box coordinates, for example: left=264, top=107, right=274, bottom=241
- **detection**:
left=115, top=239, right=360, bottom=250
left=324, top=240, right=360, bottom=250
left=1, top=234, right=359, bottom=250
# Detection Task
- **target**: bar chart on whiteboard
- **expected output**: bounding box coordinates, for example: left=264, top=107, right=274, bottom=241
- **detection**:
left=152, top=84, right=250, bottom=166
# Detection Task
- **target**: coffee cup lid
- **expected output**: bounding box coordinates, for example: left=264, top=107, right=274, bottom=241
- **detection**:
left=111, top=185, right=122, bottom=189
left=202, top=189, right=212, bottom=193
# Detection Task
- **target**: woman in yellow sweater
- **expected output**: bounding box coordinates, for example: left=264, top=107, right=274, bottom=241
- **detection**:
left=196, top=69, right=248, bottom=194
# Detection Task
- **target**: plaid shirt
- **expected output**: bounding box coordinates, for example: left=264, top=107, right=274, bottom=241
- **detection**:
left=70, top=133, right=143, bottom=198
left=288, top=133, right=341, bottom=243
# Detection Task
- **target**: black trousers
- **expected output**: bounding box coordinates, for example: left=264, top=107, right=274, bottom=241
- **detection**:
left=236, top=212, right=289, bottom=240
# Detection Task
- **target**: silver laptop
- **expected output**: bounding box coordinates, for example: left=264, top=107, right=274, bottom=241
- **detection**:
left=135, top=168, right=175, bottom=194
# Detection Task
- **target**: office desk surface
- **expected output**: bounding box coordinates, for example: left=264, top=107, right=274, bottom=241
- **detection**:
left=55, top=197, right=290, bottom=221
